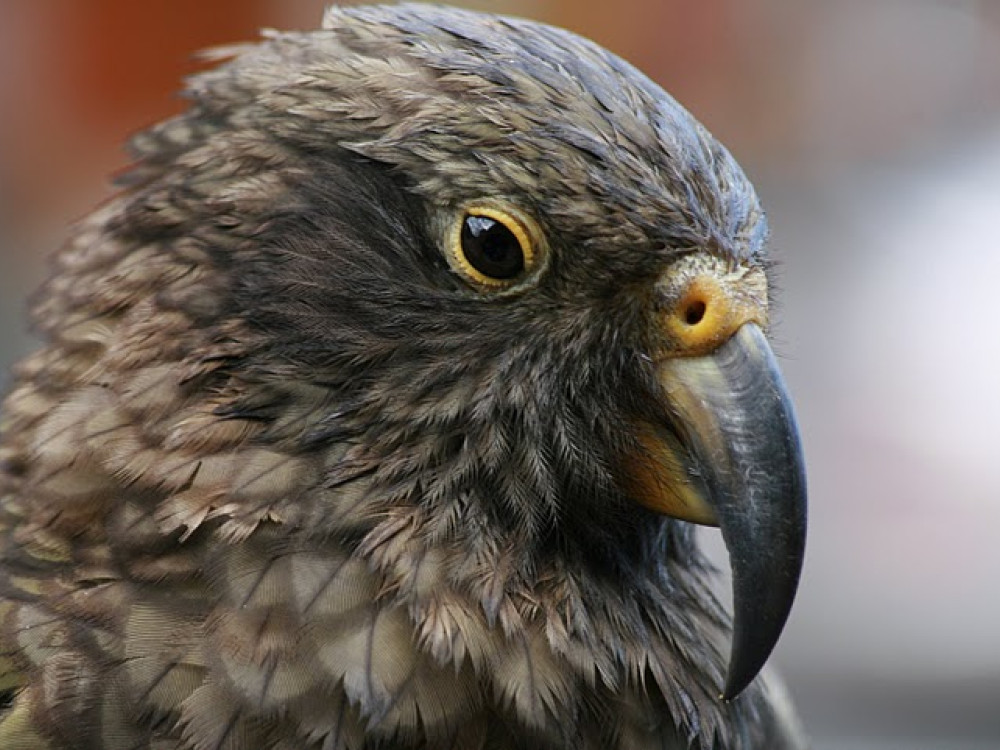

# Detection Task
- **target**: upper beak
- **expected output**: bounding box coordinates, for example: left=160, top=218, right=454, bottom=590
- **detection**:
left=626, top=261, right=808, bottom=700
left=658, top=323, right=807, bottom=699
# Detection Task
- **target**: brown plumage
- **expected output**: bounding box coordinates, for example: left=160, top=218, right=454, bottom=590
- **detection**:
left=0, top=5, right=808, bottom=749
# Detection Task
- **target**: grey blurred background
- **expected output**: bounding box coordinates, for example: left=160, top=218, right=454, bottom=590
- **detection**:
left=1, top=1, right=998, bottom=747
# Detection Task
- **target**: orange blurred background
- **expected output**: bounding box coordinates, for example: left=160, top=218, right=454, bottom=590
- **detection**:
left=2, top=2, right=999, bottom=747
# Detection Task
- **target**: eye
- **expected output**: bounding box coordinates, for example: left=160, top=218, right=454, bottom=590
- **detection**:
left=447, top=205, right=539, bottom=289
left=462, top=216, right=523, bottom=279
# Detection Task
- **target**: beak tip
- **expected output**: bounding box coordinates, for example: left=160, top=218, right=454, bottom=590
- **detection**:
left=719, top=523, right=806, bottom=701
left=720, top=663, right=757, bottom=702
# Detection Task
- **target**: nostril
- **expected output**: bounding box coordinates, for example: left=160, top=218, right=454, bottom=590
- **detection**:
left=684, top=299, right=707, bottom=326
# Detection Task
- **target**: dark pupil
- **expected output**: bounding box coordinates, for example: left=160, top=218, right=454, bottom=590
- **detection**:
left=461, top=215, right=525, bottom=280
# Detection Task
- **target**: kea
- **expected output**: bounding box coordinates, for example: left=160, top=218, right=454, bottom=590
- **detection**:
left=0, top=4, right=808, bottom=749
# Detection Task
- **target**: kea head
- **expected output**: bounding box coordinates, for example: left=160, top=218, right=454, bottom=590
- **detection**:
left=181, top=4, right=806, bottom=700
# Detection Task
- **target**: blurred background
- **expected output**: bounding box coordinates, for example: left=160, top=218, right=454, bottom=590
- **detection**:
left=1, top=1, right=998, bottom=747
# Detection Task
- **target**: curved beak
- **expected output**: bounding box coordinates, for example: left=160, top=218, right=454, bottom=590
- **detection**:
left=639, top=323, right=807, bottom=699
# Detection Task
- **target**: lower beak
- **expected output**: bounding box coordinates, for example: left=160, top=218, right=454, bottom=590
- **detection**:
left=643, top=323, right=807, bottom=699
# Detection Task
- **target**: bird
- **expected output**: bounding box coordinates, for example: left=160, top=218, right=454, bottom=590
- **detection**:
left=0, top=4, right=808, bottom=749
